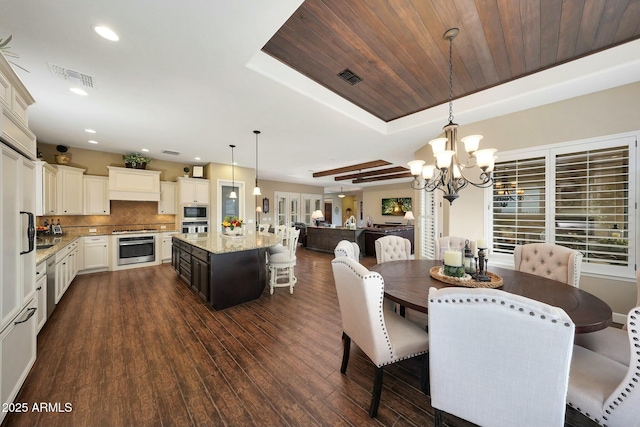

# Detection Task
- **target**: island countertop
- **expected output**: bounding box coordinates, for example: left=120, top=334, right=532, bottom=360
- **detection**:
left=172, top=231, right=279, bottom=254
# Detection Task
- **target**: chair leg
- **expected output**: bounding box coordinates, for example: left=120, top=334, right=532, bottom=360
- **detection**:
left=421, top=352, right=430, bottom=395
left=369, top=366, right=384, bottom=418
left=434, top=408, right=443, bottom=427
left=340, top=332, right=351, bottom=374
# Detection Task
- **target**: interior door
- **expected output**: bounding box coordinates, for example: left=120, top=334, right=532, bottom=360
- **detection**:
left=274, top=192, right=301, bottom=227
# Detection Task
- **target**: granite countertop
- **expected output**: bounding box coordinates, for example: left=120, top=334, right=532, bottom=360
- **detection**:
left=173, top=231, right=279, bottom=254
left=35, top=229, right=179, bottom=265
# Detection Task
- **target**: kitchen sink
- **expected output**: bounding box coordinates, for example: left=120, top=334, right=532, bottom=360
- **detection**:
left=36, top=244, right=54, bottom=250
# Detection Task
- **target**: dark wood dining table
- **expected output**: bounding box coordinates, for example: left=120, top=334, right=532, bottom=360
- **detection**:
left=369, top=259, right=612, bottom=334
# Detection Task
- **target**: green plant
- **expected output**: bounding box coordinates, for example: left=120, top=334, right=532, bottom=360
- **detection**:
left=123, top=153, right=152, bottom=167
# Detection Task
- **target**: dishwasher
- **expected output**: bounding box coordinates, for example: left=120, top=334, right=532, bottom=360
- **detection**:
left=46, top=256, right=56, bottom=318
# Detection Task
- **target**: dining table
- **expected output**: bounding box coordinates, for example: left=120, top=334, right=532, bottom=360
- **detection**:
left=369, top=259, right=612, bottom=334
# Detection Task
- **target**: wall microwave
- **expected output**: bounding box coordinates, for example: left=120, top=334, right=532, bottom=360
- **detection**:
left=181, top=204, right=208, bottom=221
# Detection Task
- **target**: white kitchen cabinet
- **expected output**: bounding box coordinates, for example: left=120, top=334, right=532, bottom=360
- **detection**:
left=162, top=231, right=177, bottom=262
left=54, top=239, right=79, bottom=303
left=81, top=236, right=109, bottom=271
left=0, top=299, right=37, bottom=419
left=35, top=160, right=57, bottom=216
left=83, top=175, right=110, bottom=215
left=178, top=177, right=210, bottom=204
left=54, top=165, right=85, bottom=215
left=35, top=262, right=46, bottom=333
left=158, top=181, right=177, bottom=214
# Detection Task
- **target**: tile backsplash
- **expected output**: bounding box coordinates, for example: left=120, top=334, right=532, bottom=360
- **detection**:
left=36, top=200, right=177, bottom=235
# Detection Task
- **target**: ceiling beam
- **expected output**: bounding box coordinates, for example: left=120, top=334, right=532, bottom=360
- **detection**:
left=313, top=160, right=391, bottom=178
left=334, top=166, right=409, bottom=181
left=352, top=171, right=414, bottom=183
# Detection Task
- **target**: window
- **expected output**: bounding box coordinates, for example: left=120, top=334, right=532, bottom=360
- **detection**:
left=489, top=133, right=636, bottom=278
left=419, top=190, right=438, bottom=259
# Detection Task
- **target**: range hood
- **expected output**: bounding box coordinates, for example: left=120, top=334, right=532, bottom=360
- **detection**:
left=107, top=166, right=161, bottom=201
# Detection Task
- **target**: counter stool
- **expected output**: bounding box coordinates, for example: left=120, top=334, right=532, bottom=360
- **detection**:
left=268, top=228, right=300, bottom=294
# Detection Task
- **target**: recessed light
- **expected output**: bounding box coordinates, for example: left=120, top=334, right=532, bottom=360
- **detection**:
left=85, top=129, right=96, bottom=133
left=88, top=140, right=98, bottom=144
left=93, top=26, right=119, bottom=41
left=195, top=157, right=201, bottom=161
left=70, top=88, right=88, bottom=96
left=141, top=148, right=149, bottom=152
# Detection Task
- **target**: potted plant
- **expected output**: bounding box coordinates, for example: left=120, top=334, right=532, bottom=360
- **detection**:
left=55, top=145, right=71, bottom=165
left=183, top=166, right=190, bottom=177
left=123, top=153, right=152, bottom=169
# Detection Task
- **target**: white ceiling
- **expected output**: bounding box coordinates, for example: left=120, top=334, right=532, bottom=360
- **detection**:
left=2, top=0, right=640, bottom=193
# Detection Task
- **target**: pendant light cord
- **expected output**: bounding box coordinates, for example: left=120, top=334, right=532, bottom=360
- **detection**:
left=448, top=32, right=454, bottom=124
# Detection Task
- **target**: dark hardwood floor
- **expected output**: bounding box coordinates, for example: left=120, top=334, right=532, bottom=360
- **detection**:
left=4, top=248, right=591, bottom=427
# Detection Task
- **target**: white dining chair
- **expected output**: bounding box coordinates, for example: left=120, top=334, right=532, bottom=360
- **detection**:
left=428, top=286, right=575, bottom=427
left=567, top=305, right=640, bottom=426
left=375, top=235, right=411, bottom=264
left=333, top=240, right=360, bottom=261
left=331, top=256, right=429, bottom=418
left=574, top=270, right=640, bottom=367
left=267, top=228, right=300, bottom=294
left=513, top=243, right=583, bottom=287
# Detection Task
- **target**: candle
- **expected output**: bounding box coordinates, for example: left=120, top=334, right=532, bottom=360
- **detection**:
left=477, top=238, right=487, bottom=249
left=444, top=250, right=462, bottom=267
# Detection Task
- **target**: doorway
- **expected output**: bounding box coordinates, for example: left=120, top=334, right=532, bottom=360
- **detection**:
left=324, top=202, right=332, bottom=224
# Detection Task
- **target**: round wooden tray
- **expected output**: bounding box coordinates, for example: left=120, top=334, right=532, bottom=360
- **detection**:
left=429, top=266, right=503, bottom=289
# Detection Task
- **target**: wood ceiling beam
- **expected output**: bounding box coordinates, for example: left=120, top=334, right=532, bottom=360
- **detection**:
left=334, top=166, right=409, bottom=181
left=352, top=171, right=414, bottom=183
left=313, top=160, right=391, bottom=177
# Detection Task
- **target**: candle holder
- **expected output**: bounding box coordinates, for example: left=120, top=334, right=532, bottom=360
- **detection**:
left=463, top=239, right=474, bottom=274
left=473, top=247, right=491, bottom=282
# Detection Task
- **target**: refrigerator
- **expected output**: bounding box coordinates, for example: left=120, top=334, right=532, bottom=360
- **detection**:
left=0, top=140, right=37, bottom=422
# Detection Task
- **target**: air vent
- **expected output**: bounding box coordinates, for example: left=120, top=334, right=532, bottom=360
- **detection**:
left=161, top=149, right=181, bottom=155
left=337, top=69, right=362, bottom=85
left=48, top=63, right=94, bottom=88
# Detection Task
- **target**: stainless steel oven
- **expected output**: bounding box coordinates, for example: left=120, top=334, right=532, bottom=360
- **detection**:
left=117, top=235, right=155, bottom=265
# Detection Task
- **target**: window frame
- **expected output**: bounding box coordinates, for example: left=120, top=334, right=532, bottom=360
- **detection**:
left=485, top=131, right=637, bottom=279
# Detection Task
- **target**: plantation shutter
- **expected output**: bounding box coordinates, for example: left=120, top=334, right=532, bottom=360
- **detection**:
left=491, top=157, right=546, bottom=255
left=554, top=145, right=630, bottom=267
left=419, top=191, right=437, bottom=259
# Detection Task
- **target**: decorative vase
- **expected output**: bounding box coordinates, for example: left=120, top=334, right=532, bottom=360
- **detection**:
left=55, top=154, right=71, bottom=165
left=225, top=226, right=242, bottom=235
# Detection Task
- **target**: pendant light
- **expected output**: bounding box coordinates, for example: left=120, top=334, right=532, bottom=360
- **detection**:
left=229, top=144, right=237, bottom=199
left=252, top=130, right=261, bottom=196
left=338, top=187, right=346, bottom=198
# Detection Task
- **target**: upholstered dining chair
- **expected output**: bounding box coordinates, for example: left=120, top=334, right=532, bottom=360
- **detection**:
left=257, top=223, right=270, bottom=233
left=574, top=270, right=640, bottom=366
left=513, top=243, right=583, bottom=287
left=267, top=228, right=300, bottom=294
left=334, top=240, right=360, bottom=261
left=567, top=305, right=640, bottom=426
left=434, top=236, right=476, bottom=260
left=428, top=287, right=575, bottom=427
left=331, top=256, right=429, bottom=418
left=375, top=235, right=412, bottom=264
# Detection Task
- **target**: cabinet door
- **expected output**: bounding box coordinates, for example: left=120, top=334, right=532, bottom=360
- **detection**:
left=159, top=181, right=177, bottom=214
left=192, top=257, right=209, bottom=301
left=179, top=181, right=196, bottom=204
left=171, top=243, right=180, bottom=271
left=35, top=274, right=46, bottom=332
left=84, top=176, right=110, bottom=215
left=194, top=181, right=209, bottom=204
left=44, top=165, right=57, bottom=215
left=83, top=242, right=108, bottom=270
left=162, top=237, right=172, bottom=261
left=56, top=166, right=85, bottom=215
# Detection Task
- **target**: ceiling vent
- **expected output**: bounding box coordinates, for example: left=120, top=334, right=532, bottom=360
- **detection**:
left=161, top=149, right=181, bottom=155
left=337, top=69, right=362, bottom=85
left=48, top=62, right=94, bottom=88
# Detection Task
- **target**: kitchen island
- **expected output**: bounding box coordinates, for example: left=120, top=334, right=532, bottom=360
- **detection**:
left=172, top=232, right=279, bottom=310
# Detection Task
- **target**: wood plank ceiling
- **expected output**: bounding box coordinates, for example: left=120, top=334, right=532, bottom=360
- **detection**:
left=263, top=0, right=640, bottom=123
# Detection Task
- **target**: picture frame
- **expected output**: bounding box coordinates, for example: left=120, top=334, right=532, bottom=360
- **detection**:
left=262, top=197, right=269, bottom=213
left=381, top=197, right=412, bottom=216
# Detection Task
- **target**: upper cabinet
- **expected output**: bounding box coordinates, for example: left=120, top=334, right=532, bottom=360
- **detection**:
left=107, top=166, right=160, bottom=201
left=0, top=53, right=36, bottom=160
left=159, top=181, right=177, bottom=214
left=177, top=177, right=209, bottom=204
left=35, top=160, right=57, bottom=216
left=84, top=175, right=110, bottom=215
left=54, top=165, right=85, bottom=215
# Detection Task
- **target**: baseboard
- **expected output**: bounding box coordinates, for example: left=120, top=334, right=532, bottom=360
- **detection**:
left=612, top=311, right=627, bottom=326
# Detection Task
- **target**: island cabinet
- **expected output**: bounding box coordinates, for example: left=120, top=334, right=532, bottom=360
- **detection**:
left=172, top=232, right=277, bottom=310
left=306, top=226, right=365, bottom=254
